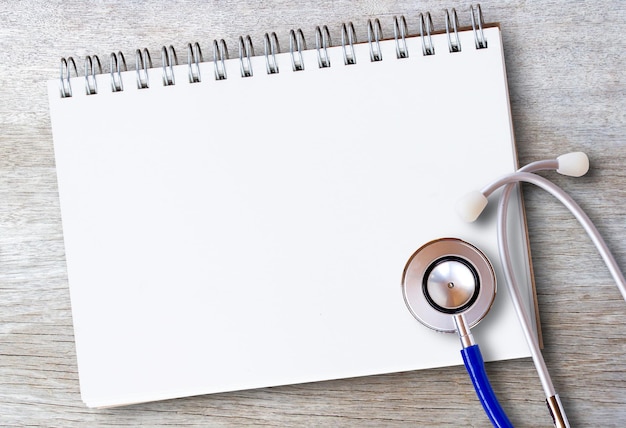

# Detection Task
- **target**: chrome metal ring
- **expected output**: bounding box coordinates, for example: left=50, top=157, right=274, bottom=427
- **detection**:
left=239, top=35, right=254, bottom=77
left=135, top=48, right=152, bottom=89
left=393, top=15, right=409, bottom=59
left=187, top=42, right=202, bottom=83
left=110, top=51, right=127, bottom=92
left=419, top=13, right=435, bottom=56
left=161, top=45, right=178, bottom=86
left=213, top=39, right=228, bottom=80
left=341, top=22, right=357, bottom=65
left=367, top=18, right=383, bottom=62
left=289, top=29, right=306, bottom=71
left=84, top=55, right=102, bottom=95
left=402, top=238, right=496, bottom=333
left=315, top=25, right=331, bottom=68
left=471, top=4, right=488, bottom=49
left=445, top=8, right=461, bottom=53
left=59, top=57, right=77, bottom=98
left=264, top=32, right=280, bottom=74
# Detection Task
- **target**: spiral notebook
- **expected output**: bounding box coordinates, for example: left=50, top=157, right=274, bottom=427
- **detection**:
left=48, top=7, right=538, bottom=408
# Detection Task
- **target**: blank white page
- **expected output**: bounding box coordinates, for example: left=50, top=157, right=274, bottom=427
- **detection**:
left=48, top=26, right=535, bottom=408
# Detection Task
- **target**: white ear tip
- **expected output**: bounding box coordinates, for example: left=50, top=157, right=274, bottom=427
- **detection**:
left=556, top=152, right=589, bottom=177
left=456, top=191, right=488, bottom=223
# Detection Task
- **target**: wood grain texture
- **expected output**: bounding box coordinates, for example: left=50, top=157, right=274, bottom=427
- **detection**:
left=0, top=0, right=624, bottom=426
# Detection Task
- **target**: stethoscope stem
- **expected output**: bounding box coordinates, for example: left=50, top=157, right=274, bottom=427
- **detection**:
left=546, top=395, right=568, bottom=428
left=494, top=172, right=578, bottom=426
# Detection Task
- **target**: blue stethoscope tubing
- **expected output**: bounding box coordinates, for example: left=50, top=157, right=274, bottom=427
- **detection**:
left=461, top=344, right=513, bottom=428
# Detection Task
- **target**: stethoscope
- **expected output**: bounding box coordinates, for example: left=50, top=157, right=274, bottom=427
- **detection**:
left=401, top=152, right=626, bottom=428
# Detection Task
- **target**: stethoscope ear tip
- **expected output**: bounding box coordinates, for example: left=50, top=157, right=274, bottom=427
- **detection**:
left=556, top=152, right=589, bottom=177
left=456, top=190, right=488, bottom=223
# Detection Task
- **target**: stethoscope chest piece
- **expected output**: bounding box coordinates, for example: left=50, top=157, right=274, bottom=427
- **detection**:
left=402, top=238, right=496, bottom=333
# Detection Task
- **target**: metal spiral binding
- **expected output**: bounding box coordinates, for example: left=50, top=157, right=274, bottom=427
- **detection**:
left=135, top=48, right=152, bottom=89
left=264, top=32, right=280, bottom=74
left=58, top=4, right=490, bottom=98
left=213, top=39, right=228, bottom=80
left=341, top=22, right=357, bottom=65
left=419, top=12, right=435, bottom=56
left=471, top=4, right=488, bottom=49
left=85, top=55, right=102, bottom=95
left=59, top=57, right=77, bottom=98
left=393, top=16, right=409, bottom=59
left=445, top=9, right=461, bottom=53
left=187, top=42, right=202, bottom=83
left=289, top=29, right=306, bottom=71
left=315, top=26, right=331, bottom=68
left=239, top=36, right=254, bottom=77
left=367, top=19, right=383, bottom=62
left=110, top=52, right=126, bottom=92
left=161, top=45, right=178, bottom=86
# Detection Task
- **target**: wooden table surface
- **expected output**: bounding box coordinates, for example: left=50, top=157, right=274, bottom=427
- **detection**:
left=1, top=0, right=625, bottom=426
